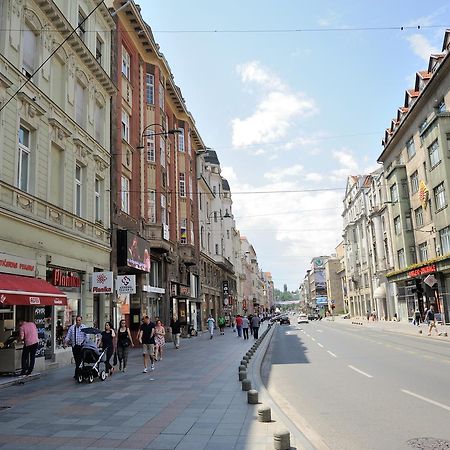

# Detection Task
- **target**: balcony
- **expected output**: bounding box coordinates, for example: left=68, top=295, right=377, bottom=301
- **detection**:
left=213, top=254, right=234, bottom=273
left=142, top=223, right=171, bottom=253
left=179, top=243, right=197, bottom=266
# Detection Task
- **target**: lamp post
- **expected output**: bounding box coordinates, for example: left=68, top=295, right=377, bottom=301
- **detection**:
left=136, top=123, right=181, bottom=149
left=205, top=210, right=231, bottom=224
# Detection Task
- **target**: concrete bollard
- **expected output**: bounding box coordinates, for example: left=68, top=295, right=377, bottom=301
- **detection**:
left=243, top=355, right=250, bottom=362
left=239, top=364, right=247, bottom=373
left=239, top=370, right=247, bottom=381
left=242, top=379, right=251, bottom=391
left=240, top=359, right=248, bottom=367
left=273, top=428, right=290, bottom=450
left=258, top=405, right=271, bottom=422
left=247, top=389, right=258, bottom=404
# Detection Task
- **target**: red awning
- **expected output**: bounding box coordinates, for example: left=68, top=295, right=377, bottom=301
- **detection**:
left=0, top=274, right=67, bottom=306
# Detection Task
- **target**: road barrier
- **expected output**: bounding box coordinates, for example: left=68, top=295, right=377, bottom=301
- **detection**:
left=258, top=405, right=271, bottom=422
left=273, top=428, right=290, bottom=450
left=242, top=379, right=252, bottom=391
left=239, top=370, right=247, bottom=381
left=247, top=389, right=258, bottom=404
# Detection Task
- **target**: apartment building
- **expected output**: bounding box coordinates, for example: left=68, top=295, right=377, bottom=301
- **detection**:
left=378, top=29, right=450, bottom=323
left=0, top=0, right=115, bottom=369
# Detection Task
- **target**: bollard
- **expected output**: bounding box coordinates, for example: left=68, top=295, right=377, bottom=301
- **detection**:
left=247, top=389, right=258, bottom=404
left=240, top=359, right=248, bottom=367
left=258, top=405, right=271, bottom=422
left=239, top=364, right=247, bottom=373
left=242, top=379, right=251, bottom=391
left=239, top=370, right=247, bottom=381
left=243, top=355, right=250, bottom=362
left=273, top=429, right=290, bottom=450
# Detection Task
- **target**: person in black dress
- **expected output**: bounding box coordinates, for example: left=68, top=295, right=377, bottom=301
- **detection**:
left=100, top=322, right=116, bottom=375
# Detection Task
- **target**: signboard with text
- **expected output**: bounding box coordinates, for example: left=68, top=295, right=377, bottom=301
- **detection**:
left=116, top=275, right=136, bottom=295
left=91, top=271, right=113, bottom=293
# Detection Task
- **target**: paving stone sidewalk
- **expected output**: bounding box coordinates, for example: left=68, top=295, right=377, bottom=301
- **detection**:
left=0, top=323, right=294, bottom=450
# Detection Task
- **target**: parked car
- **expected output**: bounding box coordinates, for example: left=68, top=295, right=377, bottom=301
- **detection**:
left=280, top=315, right=290, bottom=325
left=298, top=314, right=309, bottom=324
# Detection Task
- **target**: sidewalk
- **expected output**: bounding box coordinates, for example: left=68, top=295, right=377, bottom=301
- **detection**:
left=0, top=323, right=303, bottom=450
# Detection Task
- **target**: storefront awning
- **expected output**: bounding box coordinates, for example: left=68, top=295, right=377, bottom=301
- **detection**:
left=0, top=274, right=67, bottom=306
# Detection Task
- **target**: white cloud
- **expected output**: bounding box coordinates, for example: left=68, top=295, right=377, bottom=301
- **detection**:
left=406, top=34, right=439, bottom=62
left=232, top=61, right=317, bottom=148
left=263, top=165, right=304, bottom=182
left=304, top=172, right=324, bottom=182
left=221, top=166, right=238, bottom=183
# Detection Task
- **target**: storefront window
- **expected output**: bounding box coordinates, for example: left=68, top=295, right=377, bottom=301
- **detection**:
left=55, top=299, right=78, bottom=349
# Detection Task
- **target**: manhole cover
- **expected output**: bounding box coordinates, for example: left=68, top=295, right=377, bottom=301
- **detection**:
left=407, top=437, right=450, bottom=449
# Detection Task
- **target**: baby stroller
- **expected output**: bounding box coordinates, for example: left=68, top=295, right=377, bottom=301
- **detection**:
left=77, top=339, right=107, bottom=383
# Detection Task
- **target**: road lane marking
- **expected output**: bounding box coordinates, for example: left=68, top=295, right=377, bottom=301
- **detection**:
left=348, top=365, right=373, bottom=378
left=401, top=389, right=450, bottom=411
left=327, top=351, right=337, bottom=358
left=311, top=337, right=316, bottom=342
left=317, top=343, right=324, bottom=348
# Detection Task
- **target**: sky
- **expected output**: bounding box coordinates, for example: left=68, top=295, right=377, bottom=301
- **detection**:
left=139, top=1, right=450, bottom=291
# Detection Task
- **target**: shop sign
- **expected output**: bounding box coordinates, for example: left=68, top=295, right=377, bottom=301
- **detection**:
left=51, top=269, right=81, bottom=288
left=408, top=264, right=436, bottom=278
left=116, top=275, right=136, bottom=295
left=142, top=286, right=165, bottom=294
left=91, top=271, right=113, bottom=293
left=223, top=281, right=229, bottom=305
left=170, top=282, right=190, bottom=297
left=424, top=274, right=438, bottom=287
left=0, top=252, right=36, bottom=277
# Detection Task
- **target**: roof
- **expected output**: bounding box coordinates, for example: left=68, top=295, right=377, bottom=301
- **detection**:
left=204, top=150, right=220, bottom=165
left=222, top=178, right=230, bottom=191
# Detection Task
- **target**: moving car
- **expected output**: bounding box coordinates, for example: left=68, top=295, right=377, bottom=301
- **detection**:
left=279, top=315, right=290, bottom=325
left=298, top=314, right=309, bottom=324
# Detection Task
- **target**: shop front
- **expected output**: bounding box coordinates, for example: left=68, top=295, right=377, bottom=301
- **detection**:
left=0, top=253, right=67, bottom=374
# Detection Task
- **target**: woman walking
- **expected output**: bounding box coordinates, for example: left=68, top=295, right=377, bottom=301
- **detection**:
left=100, top=322, right=116, bottom=376
left=207, top=315, right=215, bottom=339
left=117, top=319, right=134, bottom=372
left=154, top=319, right=166, bottom=361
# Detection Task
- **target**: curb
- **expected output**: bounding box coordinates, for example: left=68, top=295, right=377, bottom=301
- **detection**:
left=245, top=323, right=317, bottom=450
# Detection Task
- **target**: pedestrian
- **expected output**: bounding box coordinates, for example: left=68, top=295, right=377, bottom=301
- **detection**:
left=371, top=309, right=377, bottom=321
left=425, top=305, right=439, bottom=336
left=231, top=315, right=236, bottom=332
left=154, top=319, right=166, bottom=360
left=18, top=320, right=39, bottom=377
left=170, top=316, right=181, bottom=349
left=64, top=316, right=86, bottom=379
left=251, top=314, right=261, bottom=339
left=248, top=314, right=254, bottom=336
left=218, top=316, right=226, bottom=335
left=117, top=319, right=134, bottom=372
left=100, top=322, right=116, bottom=376
left=137, top=316, right=155, bottom=372
left=413, top=308, right=421, bottom=326
left=235, top=314, right=243, bottom=338
left=207, top=315, right=215, bottom=339
left=242, top=315, right=250, bottom=340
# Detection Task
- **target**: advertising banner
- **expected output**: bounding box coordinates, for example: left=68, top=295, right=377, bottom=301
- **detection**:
left=116, top=275, right=136, bottom=295
left=117, top=230, right=151, bottom=272
left=91, top=271, right=113, bottom=293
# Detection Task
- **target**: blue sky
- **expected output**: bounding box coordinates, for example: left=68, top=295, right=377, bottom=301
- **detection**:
left=139, top=1, right=449, bottom=290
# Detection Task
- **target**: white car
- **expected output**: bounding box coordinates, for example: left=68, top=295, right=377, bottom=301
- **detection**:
left=297, top=314, right=309, bottom=324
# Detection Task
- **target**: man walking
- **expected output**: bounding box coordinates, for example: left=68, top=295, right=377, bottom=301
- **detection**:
left=251, top=314, right=261, bottom=339
left=218, top=316, right=226, bottom=335
left=242, top=315, right=250, bottom=340
left=207, top=315, right=215, bottom=339
left=64, top=316, right=86, bottom=379
left=235, top=314, right=243, bottom=338
left=137, top=316, right=155, bottom=372
left=170, top=316, right=181, bottom=349
left=19, top=320, right=39, bottom=376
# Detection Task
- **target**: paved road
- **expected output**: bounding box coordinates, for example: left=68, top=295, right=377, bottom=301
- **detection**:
left=262, top=319, right=450, bottom=450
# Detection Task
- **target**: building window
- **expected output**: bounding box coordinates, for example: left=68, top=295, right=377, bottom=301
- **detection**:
left=121, top=175, right=130, bottom=214
left=189, top=176, right=193, bottom=200
left=190, top=220, right=194, bottom=244
left=418, top=242, right=428, bottom=262
left=18, top=125, right=30, bottom=192
left=180, top=218, right=187, bottom=244
left=440, top=226, right=450, bottom=255
left=227, top=229, right=230, bottom=239
left=437, top=99, right=446, bottom=113
left=122, top=46, right=130, bottom=79
left=147, top=189, right=156, bottom=223
left=159, top=81, right=164, bottom=110
left=410, top=171, right=419, bottom=194
left=200, top=226, right=205, bottom=249
left=78, top=8, right=87, bottom=43
left=95, top=34, right=103, bottom=64
left=121, top=110, right=130, bottom=143
left=215, top=243, right=219, bottom=255
left=94, top=102, right=105, bottom=144
left=178, top=128, right=185, bottom=152
left=419, top=119, right=427, bottom=134
left=146, top=132, right=155, bottom=162
left=434, top=182, right=447, bottom=211
left=22, top=22, right=37, bottom=79
left=75, top=164, right=83, bottom=216
left=414, top=206, right=424, bottom=228
left=179, top=173, right=186, bottom=197
left=94, top=177, right=102, bottom=222
left=161, top=194, right=167, bottom=225
left=146, top=74, right=154, bottom=104
left=160, top=136, right=166, bottom=168
left=397, top=248, right=406, bottom=268
left=214, top=211, right=218, bottom=223
left=390, top=183, right=398, bottom=203
left=394, top=216, right=401, bottom=235
left=428, top=140, right=441, bottom=168
left=406, top=137, right=416, bottom=159
left=75, top=81, right=87, bottom=127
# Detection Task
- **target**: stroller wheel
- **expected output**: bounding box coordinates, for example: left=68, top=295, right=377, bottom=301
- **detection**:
left=99, top=370, right=106, bottom=381
left=88, top=374, right=94, bottom=383
left=77, top=374, right=83, bottom=383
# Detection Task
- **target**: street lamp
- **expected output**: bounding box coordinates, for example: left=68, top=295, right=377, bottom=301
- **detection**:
left=136, top=123, right=182, bottom=149
left=206, top=210, right=231, bottom=224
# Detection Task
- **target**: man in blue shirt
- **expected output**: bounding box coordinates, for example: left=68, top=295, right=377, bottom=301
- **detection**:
left=64, top=316, right=86, bottom=379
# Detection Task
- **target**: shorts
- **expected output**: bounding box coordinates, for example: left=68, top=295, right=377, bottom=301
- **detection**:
left=142, top=343, right=155, bottom=355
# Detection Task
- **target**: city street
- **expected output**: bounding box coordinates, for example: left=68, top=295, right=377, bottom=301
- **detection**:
left=263, top=318, right=450, bottom=450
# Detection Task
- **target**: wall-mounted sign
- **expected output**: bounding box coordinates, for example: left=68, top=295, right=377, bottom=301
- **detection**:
left=91, top=271, right=113, bottom=293
left=116, top=275, right=136, bottom=295
left=170, top=282, right=190, bottom=298
left=408, top=264, right=436, bottom=278
left=418, top=181, right=429, bottom=209
left=223, top=280, right=229, bottom=305
left=51, top=269, right=81, bottom=288
left=117, top=230, right=151, bottom=272
left=0, top=252, right=36, bottom=277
